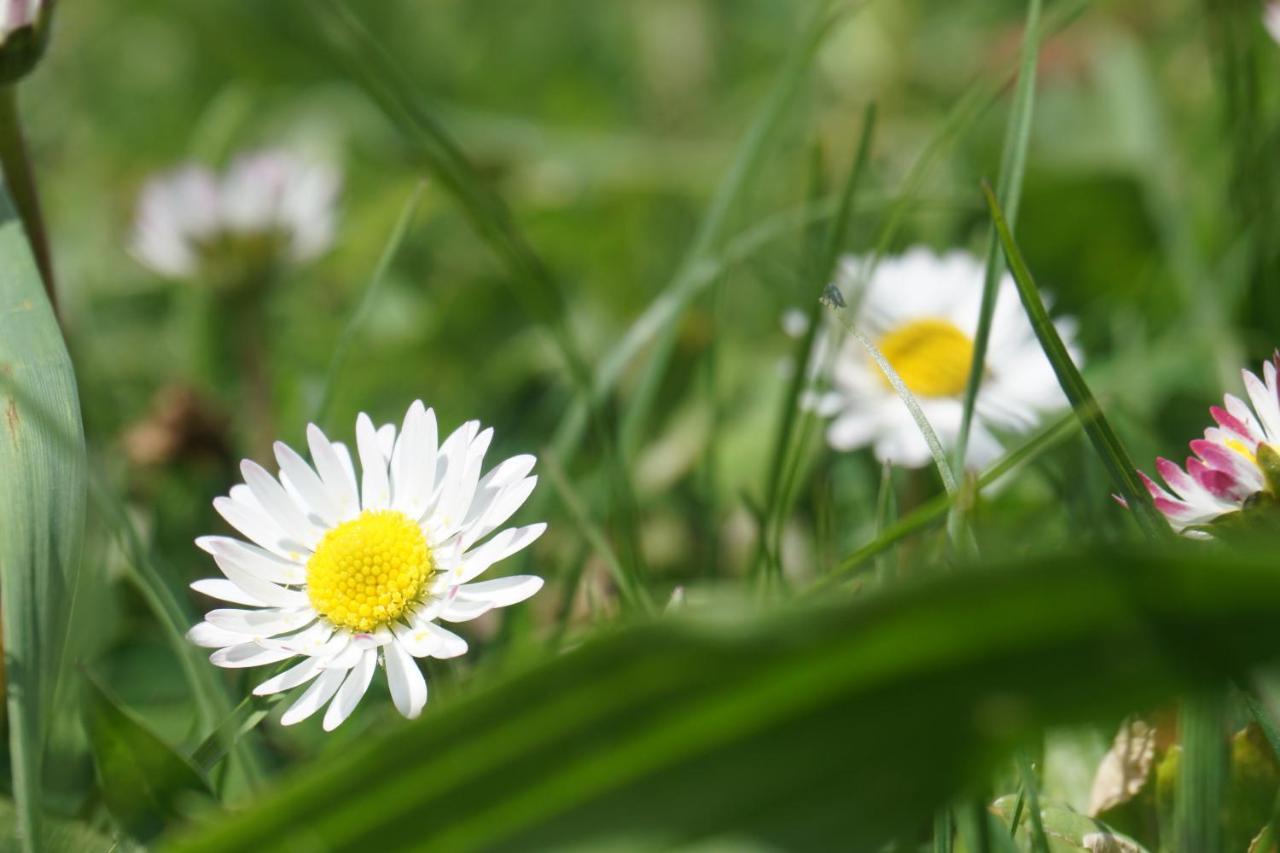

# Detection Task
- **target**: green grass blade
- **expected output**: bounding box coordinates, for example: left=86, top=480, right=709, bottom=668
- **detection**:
left=935, top=807, right=954, bottom=853
left=981, top=183, right=1168, bottom=539
left=759, top=104, right=876, bottom=578
left=88, top=475, right=266, bottom=788
left=554, top=0, right=840, bottom=461
left=955, top=0, right=1043, bottom=471
left=312, top=181, right=425, bottom=428
left=1175, top=690, right=1228, bottom=853
left=189, top=692, right=288, bottom=776
left=542, top=452, right=651, bottom=613
left=1016, top=752, right=1051, bottom=853
left=165, top=546, right=1280, bottom=852
left=827, top=409, right=1080, bottom=582
left=311, top=0, right=649, bottom=598
left=0, top=181, right=86, bottom=853
left=830, top=311, right=958, bottom=496
left=82, top=673, right=214, bottom=843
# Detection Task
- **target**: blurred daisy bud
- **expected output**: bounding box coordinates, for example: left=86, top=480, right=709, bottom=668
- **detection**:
left=0, top=0, right=54, bottom=84
left=131, top=148, right=340, bottom=291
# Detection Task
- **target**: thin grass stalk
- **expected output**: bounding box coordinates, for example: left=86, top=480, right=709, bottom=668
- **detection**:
left=88, top=476, right=266, bottom=789
left=542, top=451, right=651, bottom=613
left=0, top=86, right=56, bottom=317
left=615, top=2, right=842, bottom=460
left=1175, top=689, right=1227, bottom=853
left=1016, top=752, right=1050, bottom=853
left=554, top=1, right=841, bottom=461
left=313, top=181, right=425, bottom=427
left=934, top=806, right=953, bottom=853
left=826, top=408, right=1081, bottom=582
left=981, top=183, right=1168, bottom=539
left=954, top=0, right=1043, bottom=471
left=316, top=0, right=649, bottom=589
left=758, top=105, right=876, bottom=581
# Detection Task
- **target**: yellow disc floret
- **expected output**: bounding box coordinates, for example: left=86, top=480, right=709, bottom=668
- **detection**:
left=876, top=318, right=975, bottom=398
left=306, top=510, right=434, bottom=633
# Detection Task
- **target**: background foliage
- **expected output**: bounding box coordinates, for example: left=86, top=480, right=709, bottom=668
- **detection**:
left=2, top=0, right=1279, bottom=849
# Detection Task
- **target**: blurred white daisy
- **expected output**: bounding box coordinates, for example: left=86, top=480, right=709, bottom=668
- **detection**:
left=187, top=401, right=545, bottom=731
left=807, top=247, right=1081, bottom=469
left=1266, top=2, right=1280, bottom=45
left=131, top=148, right=339, bottom=285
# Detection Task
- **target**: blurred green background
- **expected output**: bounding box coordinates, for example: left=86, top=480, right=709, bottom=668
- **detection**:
left=11, top=0, right=1280, bottom=848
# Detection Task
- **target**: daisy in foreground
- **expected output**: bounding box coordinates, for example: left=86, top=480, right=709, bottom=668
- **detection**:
left=187, top=402, right=545, bottom=730
left=1139, top=354, right=1280, bottom=537
left=807, top=247, right=1081, bottom=469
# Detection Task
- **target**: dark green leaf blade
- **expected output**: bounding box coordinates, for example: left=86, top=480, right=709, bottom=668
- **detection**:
left=0, top=179, right=86, bottom=852
left=169, top=547, right=1280, bottom=852
left=83, top=674, right=214, bottom=843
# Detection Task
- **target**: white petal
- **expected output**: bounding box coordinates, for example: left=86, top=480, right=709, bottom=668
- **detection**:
left=210, top=642, right=298, bottom=669
left=390, top=401, right=435, bottom=517
left=307, top=424, right=360, bottom=522
left=206, top=607, right=314, bottom=637
left=280, top=666, right=348, bottom=726
left=323, top=648, right=377, bottom=731
left=241, top=461, right=322, bottom=549
left=452, top=523, right=547, bottom=585
left=357, top=413, right=392, bottom=511
left=275, top=441, right=341, bottom=527
left=421, top=621, right=467, bottom=659
left=191, top=578, right=265, bottom=607
left=456, top=575, right=544, bottom=608
left=199, top=536, right=305, bottom=585
left=186, top=621, right=242, bottom=648
left=253, top=656, right=324, bottom=696
left=437, top=598, right=494, bottom=623
left=213, top=496, right=308, bottom=560
left=376, top=423, right=397, bottom=460
left=384, top=639, right=428, bottom=719
left=323, top=637, right=367, bottom=670
left=390, top=617, right=439, bottom=658
left=459, top=476, right=537, bottom=552
left=208, top=554, right=309, bottom=608
left=440, top=427, right=488, bottom=527
left=428, top=421, right=478, bottom=518
left=437, top=428, right=493, bottom=533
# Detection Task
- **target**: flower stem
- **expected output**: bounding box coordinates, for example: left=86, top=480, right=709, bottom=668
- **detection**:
left=0, top=84, right=56, bottom=318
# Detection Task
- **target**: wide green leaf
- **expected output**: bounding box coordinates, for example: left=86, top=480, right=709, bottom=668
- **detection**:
left=0, top=181, right=86, bottom=851
left=82, top=674, right=214, bottom=843
left=170, top=547, right=1280, bottom=851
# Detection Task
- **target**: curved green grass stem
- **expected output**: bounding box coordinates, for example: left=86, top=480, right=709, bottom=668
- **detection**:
left=0, top=85, right=55, bottom=319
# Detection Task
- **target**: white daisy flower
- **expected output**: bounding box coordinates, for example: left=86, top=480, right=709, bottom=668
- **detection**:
left=808, top=247, right=1081, bottom=469
left=1267, top=2, right=1280, bottom=45
left=131, top=148, right=340, bottom=284
left=186, top=401, right=545, bottom=731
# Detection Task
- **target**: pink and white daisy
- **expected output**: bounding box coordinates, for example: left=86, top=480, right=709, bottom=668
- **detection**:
left=1139, top=354, right=1280, bottom=536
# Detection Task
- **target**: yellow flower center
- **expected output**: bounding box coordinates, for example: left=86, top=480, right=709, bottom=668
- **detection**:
left=876, top=318, right=975, bottom=398
left=1225, top=437, right=1257, bottom=464
left=306, top=510, right=434, bottom=633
